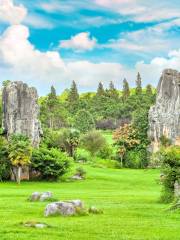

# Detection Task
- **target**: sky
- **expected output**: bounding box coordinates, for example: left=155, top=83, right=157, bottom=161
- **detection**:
left=0, top=0, right=179, bottom=95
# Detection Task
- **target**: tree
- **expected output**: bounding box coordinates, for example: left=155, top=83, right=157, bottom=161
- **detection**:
left=81, top=130, right=106, bottom=156
left=146, top=84, right=153, bottom=95
left=8, top=135, right=32, bottom=184
left=135, top=72, right=142, bottom=95
left=113, top=124, right=139, bottom=167
left=107, top=81, right=119, bottom=99
left=97, top=82, right=105, bottom=96
left=58, top=128, right=80, bottom=158
left=40, top=86, right=68, bottom=129
left=74, top=109, right=95, bottom=133
left=122, top=78, right=130, bottom=99
left=68, top=81, right=79, bottom=103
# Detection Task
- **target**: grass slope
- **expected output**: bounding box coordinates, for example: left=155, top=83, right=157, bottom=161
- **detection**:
left=0, top=167, right=180, bottom=240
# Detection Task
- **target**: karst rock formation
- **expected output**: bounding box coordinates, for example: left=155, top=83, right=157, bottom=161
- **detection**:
left=148, top=69, right=180, bottom=152
left=2, top=81, right=42, bottom=147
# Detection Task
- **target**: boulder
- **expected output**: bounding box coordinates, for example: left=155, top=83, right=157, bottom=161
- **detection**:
left=29, top=192, right=41, bottom=201
left=44, top=200, right=83, bottom=217
left=29, top=192, right=53, bottom=202
left=40, top=192, right=53, bottom=202
left=148, top=69, right=180, bottom=152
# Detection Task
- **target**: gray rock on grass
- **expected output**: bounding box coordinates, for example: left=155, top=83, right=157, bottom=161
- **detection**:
left=45, top=200, right=83, bottom=217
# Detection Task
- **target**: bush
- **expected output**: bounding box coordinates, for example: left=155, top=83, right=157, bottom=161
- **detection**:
left=97, top=144, right=114, bottom=159
left=124, top=149, right=148, bottom=169
left=160, top=146, right=180, bottom=203
left=81, top=130, right=106, bottom=156
left=31, top=147, right=73, bottom=181
left=92, top=157, right=120, bottom=169
left=74, top=148, right=91, bottom=162
left=0, top=137, right=10, bottom=181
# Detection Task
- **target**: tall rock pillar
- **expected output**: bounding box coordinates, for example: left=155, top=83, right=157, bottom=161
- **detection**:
left=148, top=69, right=180, bottom=152
left=2, top=81, right=42, bottom=147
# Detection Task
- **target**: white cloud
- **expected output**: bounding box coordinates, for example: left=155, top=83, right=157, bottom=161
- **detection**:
left=136, top=49, right=180, bottom=85
left=0, top=0, right=27, bottom=24
left=94, top=0, right=180, bottom=23
left=59, top=32, right=97, bottom=52
left=23, top=14, right=55, bottom=29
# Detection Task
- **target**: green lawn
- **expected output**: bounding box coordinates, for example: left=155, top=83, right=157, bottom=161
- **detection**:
left=0, top=167, right=180, bottom=240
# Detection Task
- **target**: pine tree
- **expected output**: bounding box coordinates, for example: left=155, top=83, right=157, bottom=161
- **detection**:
left=109, top=81, right=115, bottom=91
left=68, top=81, right=79, bottom=103
left=122, top=78, right=130, bottom=99
left=97, top=82, right=105, bottom=96
left=146, top=84, right=153, bottom=95
left=108, top=81, right=119, bottom=99
left=50, top=85, right=56, bottom=97
left=135, top=72, right=142, bottom=95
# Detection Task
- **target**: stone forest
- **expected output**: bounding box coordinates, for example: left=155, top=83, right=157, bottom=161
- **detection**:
left=0, top=68, right=180, bottom=239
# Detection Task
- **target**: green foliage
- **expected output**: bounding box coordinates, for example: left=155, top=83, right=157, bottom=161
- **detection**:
left=8, top=134, right=32, bottom=184
left=146, top=84, right=153, bottom=95
left=81, top=130, right=106, bottom=156
left=74, top=148, right=91, bottom=162
left=122, top=78, right=130, bottom=100
left=124, top=149, right=148, bottom=169
left=31, top=147, right=73, bottom=181
left=160, top=146, right=180, bottom=203
left=107, top=81, right=119, bottom=99
left=160, top=135, right=172, bottom=147
left=97, top=143, right=114, bottom=159
left=75, top=167, right=86, bottom=178
left=57, top=128, right=80, bottom=158
left=8, top=134, right=32, bottom=167
left=92, top=157, right=121, bottom=169
left=0, top=136, right=10, bottom=181
left=96, top=82, right=105, bottom=96
left=135, top=72, right=142, bottom=95
left=74, top=109, right=95, bottom=133
left=40, top=87, right=68, bottom=130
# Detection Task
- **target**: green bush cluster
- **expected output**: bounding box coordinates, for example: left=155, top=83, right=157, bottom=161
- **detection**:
left=160, top=146, right=180, bottom=203
left=31, top=147, right=73, bottom=181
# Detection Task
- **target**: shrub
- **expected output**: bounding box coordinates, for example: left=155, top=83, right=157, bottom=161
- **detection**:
left=160, top=146, right=180, bottom=203
left=124, top=149, right=148, bottom=169
left=75, top=167, right=86, bottom=179
left=31, top=147, right=73, bottom=181
left=92, top=157, right=120, bottom=169
left=81, top=130, right=106, bottom=156
left=74, top=148, right=91, bottom=162
left=97, top=144, right=114, bottom=159
left=57, top=128, right=80, bottom=158
left=0, top=136, right=10, bottom=181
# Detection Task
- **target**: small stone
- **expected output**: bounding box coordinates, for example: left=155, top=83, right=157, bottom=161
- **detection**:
left=40, top=192, right=52, bottom=202
left=88, top=206, right=103, bottom=214
left=71, top=175, right=83, bottom=180
left=29, top=192, right=41, bottom=201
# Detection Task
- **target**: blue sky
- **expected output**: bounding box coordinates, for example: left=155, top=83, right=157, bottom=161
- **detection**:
left=0, top=0, right=179, bottom=95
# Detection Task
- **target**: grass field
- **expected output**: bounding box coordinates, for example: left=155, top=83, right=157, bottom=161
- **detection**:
left=0, top=166, right=180, bottom=240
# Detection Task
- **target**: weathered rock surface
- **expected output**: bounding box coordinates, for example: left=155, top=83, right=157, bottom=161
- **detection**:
left=44, top=200, right=83, bottom=217
left=29, top=192, right=53, bottom=202
left=148, top=69, right=180, bottom=152
left=2, top=81, right=42, bottom=147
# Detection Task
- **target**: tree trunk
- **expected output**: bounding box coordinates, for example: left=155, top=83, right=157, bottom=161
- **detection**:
left=120, top=156, right=123, bottom=168
left=17, top=166, right=21, bottom=184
